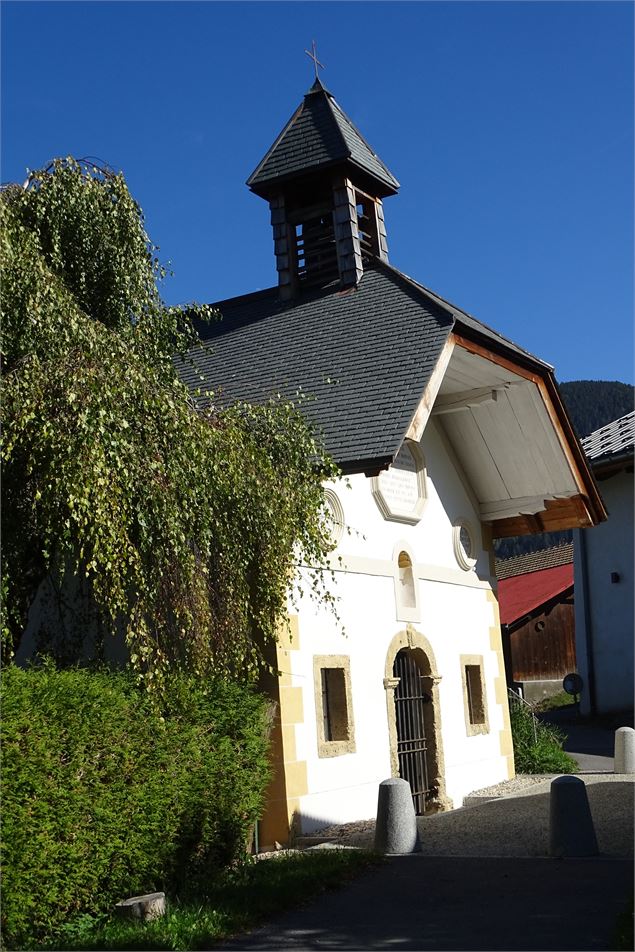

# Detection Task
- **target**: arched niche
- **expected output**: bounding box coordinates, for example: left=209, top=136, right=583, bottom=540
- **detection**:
left=393, top=542, right=420, bottom=623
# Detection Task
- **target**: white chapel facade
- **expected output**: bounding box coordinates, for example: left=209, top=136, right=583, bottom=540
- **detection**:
left=178, top=77, right=606, bottom=847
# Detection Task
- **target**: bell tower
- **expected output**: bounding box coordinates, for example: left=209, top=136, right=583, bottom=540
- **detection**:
left=247, top=78, right=399, bottom=299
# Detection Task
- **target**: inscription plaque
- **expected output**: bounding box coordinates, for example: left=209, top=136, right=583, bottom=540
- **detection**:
left=371, top=442, right=427, bottom=525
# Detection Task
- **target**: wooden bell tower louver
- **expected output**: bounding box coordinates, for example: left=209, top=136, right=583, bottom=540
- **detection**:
left=247, top=78, right=399, bottom=299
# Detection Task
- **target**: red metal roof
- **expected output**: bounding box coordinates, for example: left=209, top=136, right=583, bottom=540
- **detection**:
left=498, top=563, right=574, bottom=626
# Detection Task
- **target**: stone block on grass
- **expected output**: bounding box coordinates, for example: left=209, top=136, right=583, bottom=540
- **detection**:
left=115, top=892, right=166, bottom=922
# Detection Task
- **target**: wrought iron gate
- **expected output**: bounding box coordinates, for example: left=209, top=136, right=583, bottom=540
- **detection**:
left=393, top=649, right=431, bottom=815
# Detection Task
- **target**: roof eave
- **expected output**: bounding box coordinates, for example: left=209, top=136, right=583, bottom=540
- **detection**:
left=247, top=155, right=399, bottom=200
left=337, top=454, right=394, bottom=477
left=502, top=582, right=574, bottom=630
left=591, top=449, right=635, bottom=479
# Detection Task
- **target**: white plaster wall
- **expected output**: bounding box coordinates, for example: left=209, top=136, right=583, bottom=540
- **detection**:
left=575, top=471, right=634, bottom=715
left=290, top=573, right=395, bottom=830
left=289, top=421, right=510, bottom=831
left=332, top=420, right=488, bottom=578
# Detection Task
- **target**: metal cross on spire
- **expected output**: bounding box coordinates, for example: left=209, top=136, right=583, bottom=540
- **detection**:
left=304, top=40, right=325, bottom=80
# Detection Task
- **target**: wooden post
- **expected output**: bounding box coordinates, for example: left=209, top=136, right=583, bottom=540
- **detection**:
left=270, top=194, right=297, bottom=300
left=332, top=177, right=363, bottom=287
left=373, top=199, right=389, bottom=262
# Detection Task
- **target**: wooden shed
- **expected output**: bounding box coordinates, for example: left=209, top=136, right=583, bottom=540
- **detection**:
left=497, top=544, right=576, bottom=701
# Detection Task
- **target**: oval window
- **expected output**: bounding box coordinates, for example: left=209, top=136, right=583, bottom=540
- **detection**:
left=453, top=520, right=478, bottom=571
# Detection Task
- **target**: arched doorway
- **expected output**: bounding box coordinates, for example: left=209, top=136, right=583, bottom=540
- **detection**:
left=393, top=648, right=432, bottom=814
left=384, top=627, right=451, bottom=814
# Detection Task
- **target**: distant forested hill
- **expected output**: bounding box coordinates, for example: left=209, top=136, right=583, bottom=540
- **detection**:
left=494, top=379, right=633, bottom=560
left=559, top=380, right=634, bottom=439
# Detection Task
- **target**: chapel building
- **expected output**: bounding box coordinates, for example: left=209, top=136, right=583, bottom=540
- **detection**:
left=177, top=77, right=606, bottom=848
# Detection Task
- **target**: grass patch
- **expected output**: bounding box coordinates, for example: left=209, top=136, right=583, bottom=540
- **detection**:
left=510, top=699, right=577, bottom=774
left=39, top=850, right=380, bottom=951
left=533, top=692, right=576, bottom=713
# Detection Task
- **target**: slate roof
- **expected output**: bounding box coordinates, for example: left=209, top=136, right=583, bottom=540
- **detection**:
left=177, top=261, right=452, bottom=472
left=247, top=79, right=400, bottom=198
left=581, top=411, right=635, bottom=467
left=176, top=258, right=554, bottom=473
left=498, top=563, right=574, bottom=626
left=496, top=543, right=574, bottom=581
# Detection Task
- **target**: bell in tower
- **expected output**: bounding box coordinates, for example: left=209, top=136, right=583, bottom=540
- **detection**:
left=247, top=75, right=399, bottom=299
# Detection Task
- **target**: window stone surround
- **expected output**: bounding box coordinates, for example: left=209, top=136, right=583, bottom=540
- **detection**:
left=313, top=654, right=356, bottom=758
left=460, top=653, right=490, bottom=736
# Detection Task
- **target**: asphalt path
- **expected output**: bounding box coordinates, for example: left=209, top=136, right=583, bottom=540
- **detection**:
left=221, top=715, right=633, bottom=950
left=221, top=856, right=632, bottom=950
left=222, top=778, right=633, bottom=951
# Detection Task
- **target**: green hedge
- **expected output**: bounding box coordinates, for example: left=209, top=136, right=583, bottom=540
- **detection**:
left=1, top=665, right=272, bottom=948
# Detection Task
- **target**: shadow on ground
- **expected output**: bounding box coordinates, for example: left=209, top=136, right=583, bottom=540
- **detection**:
left=416, top=778, right=633, bottom=857
left=220, top=857, right=633, bottom=950
left=221, top=777, right=634, bottom=950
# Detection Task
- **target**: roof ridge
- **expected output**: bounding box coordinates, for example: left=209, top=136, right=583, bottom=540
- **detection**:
left=372, top=258, right=553, bottom=370
left=208, top=285, right=278, bottom=310
left=501, top=563, right=574, bottom=577
left=328, top=94, right=399, bottom=187
left=319, top=86, right=354, bottom=165
left=246, top=99, right=306, bottom=188
left=367, top=257, right=457, bottom=321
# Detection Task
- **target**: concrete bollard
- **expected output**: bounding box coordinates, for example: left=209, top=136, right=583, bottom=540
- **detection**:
left=549, top=776, right=598, bottom=858
left=614, top=727, right=635, bottom=774
left=374, top=778, right=420, bottom=854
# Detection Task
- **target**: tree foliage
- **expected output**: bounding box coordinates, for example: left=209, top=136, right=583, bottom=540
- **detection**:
left=1, top=158, right=338, bottom=686
left=559, top=379, right=634, bottom=439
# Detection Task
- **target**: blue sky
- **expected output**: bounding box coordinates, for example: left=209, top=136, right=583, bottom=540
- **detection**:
left=2, top=1, right=633, bottom=384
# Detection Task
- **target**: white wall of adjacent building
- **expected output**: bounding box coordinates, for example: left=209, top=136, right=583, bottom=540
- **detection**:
left=575, top=469, right=634, bottom=715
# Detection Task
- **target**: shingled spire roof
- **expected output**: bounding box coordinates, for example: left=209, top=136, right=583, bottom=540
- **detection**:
left=247, top=78, right=400, bottom=198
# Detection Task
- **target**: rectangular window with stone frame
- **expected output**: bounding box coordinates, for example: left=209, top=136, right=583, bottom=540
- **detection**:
left=313, top=655, right=356, bottom=758
left=461, top=655, right=490, bottom=736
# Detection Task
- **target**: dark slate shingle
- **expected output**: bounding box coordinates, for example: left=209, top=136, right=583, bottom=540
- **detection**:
left=176, top=257, right=556, bottom=472
left=247, top=79, right=399, bottom=197
left=176, top=261, right=453, bottom=471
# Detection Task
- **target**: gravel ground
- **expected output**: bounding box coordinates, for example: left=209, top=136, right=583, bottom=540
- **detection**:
left=299, top=774, right=634, bottom=857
